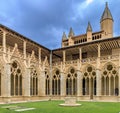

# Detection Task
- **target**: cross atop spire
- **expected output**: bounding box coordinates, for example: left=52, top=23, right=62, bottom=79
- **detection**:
left=100, top=2, right=113, bottom=22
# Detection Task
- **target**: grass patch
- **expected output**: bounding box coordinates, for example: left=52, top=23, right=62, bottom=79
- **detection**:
left=0, top=101, right=120, bottom=113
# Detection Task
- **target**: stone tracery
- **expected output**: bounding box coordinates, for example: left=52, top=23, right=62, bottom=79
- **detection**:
left=45, top=70, right=50, bottom=95
left=101, top=63, right=118, bottom=96
left=11, top=61, right=22, bottom=96
left=30, top=67, right=38, bottom=96
left=82, top=65, right=96, bottom=97
left=52, top=69, right=60, bottom=95
left=66, top=68, right=77, bottom=95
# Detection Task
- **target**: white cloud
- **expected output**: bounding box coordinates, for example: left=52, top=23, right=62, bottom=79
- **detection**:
left=86, top=0, right=94, bottom=5
left=80, top=0, right=94, bottom=9
left=72, top=0, right=94, bottom=21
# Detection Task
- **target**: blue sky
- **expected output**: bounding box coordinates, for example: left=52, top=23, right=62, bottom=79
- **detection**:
left=0, top=0, right=120, bottom=49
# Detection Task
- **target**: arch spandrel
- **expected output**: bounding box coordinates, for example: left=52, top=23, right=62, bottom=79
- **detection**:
left=45, top=68, right=50, bottom=75
left=66, top=66, right=77, bottom=74
left=102, top=62, right=117, bottom=69
left=83, top=64, right=96, bottom=72
left=52, top=68, right=60, bottom=75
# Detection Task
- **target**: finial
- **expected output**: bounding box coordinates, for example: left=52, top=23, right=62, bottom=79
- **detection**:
left=87, top=21, right=92, bottom=32
left=62, top=32, right=67, bottom=40
left=68, top=27, right=74, bottom=37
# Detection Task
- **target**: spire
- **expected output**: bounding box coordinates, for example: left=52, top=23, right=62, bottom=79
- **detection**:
left=62, top=32, right=67, bottom=40
left=86, top=21, right=92, bottom=32
left=68, top=27, right=74, bottom=37
left=100, top=2, right=113, bottom=22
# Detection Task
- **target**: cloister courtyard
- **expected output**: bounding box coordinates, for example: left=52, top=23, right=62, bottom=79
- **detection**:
left=0, top=100, right=120, bottom=113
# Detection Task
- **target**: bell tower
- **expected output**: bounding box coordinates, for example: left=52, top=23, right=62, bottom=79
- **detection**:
left=100, top=2, right=113, bottom=38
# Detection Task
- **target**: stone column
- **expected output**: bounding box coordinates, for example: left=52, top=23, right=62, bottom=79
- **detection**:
left=2, top=63, right=11, bottom=102
left=119, top=51, right=120, bottom=97
left=39, top=71, right=46, bottom=96
left=23, top=41, right=26, bottom=60
left=24, top=68, right=31, bottom=97
left=63, top=51, right=66, bottom=63
left=96, top=68, right=101, bottom=96
left=60, top=72, right=66, bottom=97
left=96, top=44, right=101, bottom=97
left=38, top=48, right=41, bottom=65
left=77, top=70, right=82, bottom=96
left=2, top=31, right=6, bottom=53
left=49, top=51, right=52, bottom=96
left=89, top=77, right=91, bottom=96
left=77, top=48, right=82, bottom=96
left=79, top=48, right=82, bottom=60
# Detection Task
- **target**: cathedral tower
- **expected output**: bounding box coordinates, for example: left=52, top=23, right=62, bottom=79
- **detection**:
left=100, top=2, right=113, bottom=38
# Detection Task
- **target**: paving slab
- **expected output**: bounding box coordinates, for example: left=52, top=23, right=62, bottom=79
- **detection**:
left=15, top=108, right=35, bottom=112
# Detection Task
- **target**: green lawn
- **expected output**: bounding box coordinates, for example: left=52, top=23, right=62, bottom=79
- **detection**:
left=0, top=101, right=120, bottom=113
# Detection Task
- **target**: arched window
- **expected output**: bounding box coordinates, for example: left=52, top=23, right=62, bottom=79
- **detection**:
left=66, top=68, right=77, bottom=95
left=102, top=64, right=118, bottom=96
left=95, top=36, right=97, bottom=40
left=92, top=36, right=94, bottom=40
left=83, top=66, right=96, bottom=97
left=52, top=69, right=60, bottom=95
left=30, top=68, right=38, bottom=96
left=82, top=39, right=84, bottom=42
left=83, top=39, right=85, bottom=42
left=11, top=61, right=22, bottom=96
left=45, top=70, right=50, bottom=95
left=0, top=70, right=1, bottom=96
left=97, top=35, right=99, bottom=39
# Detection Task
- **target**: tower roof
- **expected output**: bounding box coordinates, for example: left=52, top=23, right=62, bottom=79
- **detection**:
left=87, top=22, right=92, bottom=32
left=100, top=2, right=113, bottom=22
left=68, top=27, right=74, bottom=37
left=62, top=32, right=67, bottom=40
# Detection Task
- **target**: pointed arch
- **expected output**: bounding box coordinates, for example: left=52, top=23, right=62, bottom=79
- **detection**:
left=45, top=68, right=50, bottom=95
left=10, top=60, right=23, bottom=96
left=30, top=65, right=38, bottom=96
left=52, top=68, right=60, bottom=95
left=66, top=67, right=77, bottom=96
left=101, top=62, right=118, bottom=96
left=82, top=64, right=96, bottom=96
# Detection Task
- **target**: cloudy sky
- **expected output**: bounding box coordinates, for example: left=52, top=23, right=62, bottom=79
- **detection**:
left=0, top=0, right=120, bottom=49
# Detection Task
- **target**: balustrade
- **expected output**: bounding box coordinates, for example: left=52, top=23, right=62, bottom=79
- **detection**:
left=52, top=55, right=119, bottom=66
